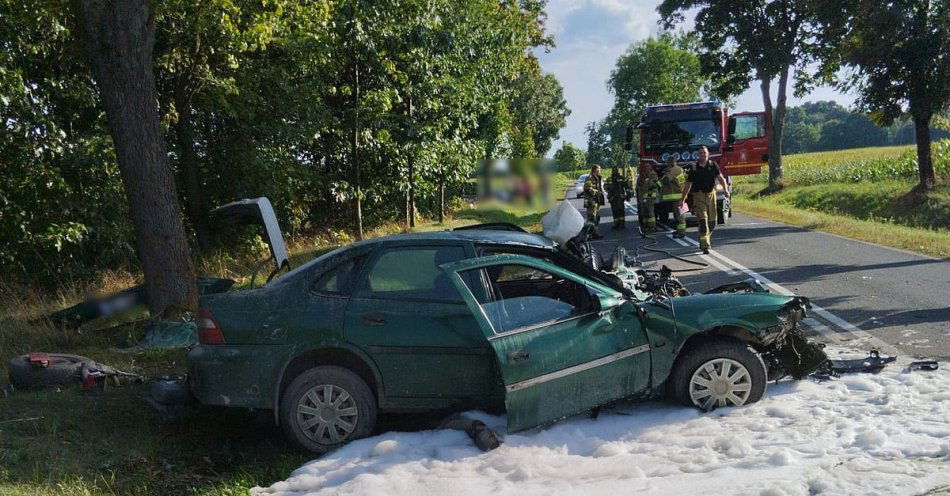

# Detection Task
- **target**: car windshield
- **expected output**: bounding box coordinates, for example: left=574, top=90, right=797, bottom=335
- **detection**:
left=576, top=174, right=588, bottom=183
left=644, top=119, right=721, bottom=152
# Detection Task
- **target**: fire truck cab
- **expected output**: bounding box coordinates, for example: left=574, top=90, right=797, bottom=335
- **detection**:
left=630, top=101, right=769, bottom=225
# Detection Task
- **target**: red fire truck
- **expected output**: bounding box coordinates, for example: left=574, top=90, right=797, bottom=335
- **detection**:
left=628, top=101, right=770, bottom=225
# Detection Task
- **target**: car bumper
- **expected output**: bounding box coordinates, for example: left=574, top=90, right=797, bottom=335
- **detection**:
left=187, top=344, right=294, bottom=410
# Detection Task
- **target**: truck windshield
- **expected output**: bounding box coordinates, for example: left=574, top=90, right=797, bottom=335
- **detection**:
left=644, top=119, right=721, bottom=153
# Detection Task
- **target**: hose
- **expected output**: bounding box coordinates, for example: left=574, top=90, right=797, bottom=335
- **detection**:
left=632, top=219, right=708, bottom=273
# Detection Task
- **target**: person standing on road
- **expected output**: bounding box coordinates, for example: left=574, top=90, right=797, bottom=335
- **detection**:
left=583, top=164, right=606, bottom=239
left=678, top=146, right=730, bottom=254
left=636, top=162, right=660, bottom=233
left=607, top=167, right=630, bottom=230
left=660, top=157, right=688, bottom=238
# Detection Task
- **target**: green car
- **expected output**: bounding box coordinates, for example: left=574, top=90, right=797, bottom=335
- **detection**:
left=187, top=227, right=826, bottom=453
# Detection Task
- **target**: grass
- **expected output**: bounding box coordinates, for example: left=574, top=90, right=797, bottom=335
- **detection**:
left=730, top=141, right=950, bottom=259
left=0, top=202, right=548, bottom=496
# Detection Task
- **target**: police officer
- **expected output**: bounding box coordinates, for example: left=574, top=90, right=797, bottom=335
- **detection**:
left=678, top=146, right=730, bottom=253
left=636, top=162, right=659, bottom=233
left=583, top=164, right=606, bottom=239
left=607, top=167, right=630, bottom=229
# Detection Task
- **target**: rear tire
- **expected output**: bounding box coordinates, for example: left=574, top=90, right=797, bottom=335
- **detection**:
left=670, top=339, right=766, bottom=411
left=280, top=366, right=376, bottom=454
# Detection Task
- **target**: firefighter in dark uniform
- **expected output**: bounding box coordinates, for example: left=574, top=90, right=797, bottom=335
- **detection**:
left=607, top=167, right=630, bottom=229
left=582, top=164, right=605, bottom=239
left=679, top=146, right=730, bottom=254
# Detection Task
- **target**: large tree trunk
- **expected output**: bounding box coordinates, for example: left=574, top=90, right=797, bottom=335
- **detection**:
left=79, top=0, right=198, bottom=315
left=912, top=112, right=935, bottom=191
left=173, top=87, right=210, bottom=250
left=760, top=66, right=789, bottom=190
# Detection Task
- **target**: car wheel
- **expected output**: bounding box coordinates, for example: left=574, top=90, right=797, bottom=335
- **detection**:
left=670, top=339, right=766, bottom=411
left=280, top=366, right=376, bottom=454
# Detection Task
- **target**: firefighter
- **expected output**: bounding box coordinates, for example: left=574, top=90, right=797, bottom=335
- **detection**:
left=636, top=162, right=660, bottom=233
left=660, top=156, right=687, bottom=238
left=582, top=164, right=606, bottom=239
left=679, top=146, right=730, bottom=254
left=607, top=167, right=630, bottom=229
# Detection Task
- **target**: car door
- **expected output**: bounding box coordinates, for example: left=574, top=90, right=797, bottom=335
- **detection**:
left=724, top=112, right=769, bottom=175
left=343, top=243, right=496, bottom=406
left=442, top=254, right=651, bottom=433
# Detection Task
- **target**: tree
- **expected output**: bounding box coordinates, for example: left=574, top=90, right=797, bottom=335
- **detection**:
left=821, top=0, right=950, bottom=191
left=659, top=0, right=831, bottom=189
left=607, top=33, right=705, bottom=122
left=553, top=141, right=586, bottom=171
left=585, top=120, right=611, bottom=166
left=509, top=56, right=570, bottom=157
left=78, top=0, right=197, bottom=315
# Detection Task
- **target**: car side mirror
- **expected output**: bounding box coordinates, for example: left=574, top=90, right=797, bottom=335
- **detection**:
left=727, top=134, right=735, bottom=145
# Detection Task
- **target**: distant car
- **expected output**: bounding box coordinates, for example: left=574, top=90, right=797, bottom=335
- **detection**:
left=574, top=174, right=589, bottom=198
left=188, top=227, right=826, bottom=454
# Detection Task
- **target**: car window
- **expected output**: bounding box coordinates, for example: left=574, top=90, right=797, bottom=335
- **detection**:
left=311, top=255, right=366, bottom=295
left=460, top=263, right=597, bottom=333
left=734, top=115, right=764, bottom=140
left=357, top=246, right=465, bottom=301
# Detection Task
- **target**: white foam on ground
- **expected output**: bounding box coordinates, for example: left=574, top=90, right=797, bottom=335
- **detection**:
left=253, top=349, right=950, bottom=496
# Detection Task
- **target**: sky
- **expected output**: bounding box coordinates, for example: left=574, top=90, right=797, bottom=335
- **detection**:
left=535, top=0, right=856, bottom=153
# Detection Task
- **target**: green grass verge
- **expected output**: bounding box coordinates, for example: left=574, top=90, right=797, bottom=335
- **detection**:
left=0, top=202, right=548, bottom=496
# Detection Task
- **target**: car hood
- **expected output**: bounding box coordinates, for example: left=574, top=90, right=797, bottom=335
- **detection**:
left=661, top=292, right=801, bottom=334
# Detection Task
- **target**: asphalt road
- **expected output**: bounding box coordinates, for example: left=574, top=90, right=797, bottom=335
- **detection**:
left=564, top=190, right=950, bottom=359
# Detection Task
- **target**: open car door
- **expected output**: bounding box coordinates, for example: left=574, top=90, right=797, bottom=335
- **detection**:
left=441, top=254, right=651, bottom=433
left=723, top=111, right=769, bottom=176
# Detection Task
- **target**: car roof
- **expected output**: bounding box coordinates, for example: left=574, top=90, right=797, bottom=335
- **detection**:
left=368, top=229, right=556, bottom=248
left=270, top=228, right=556, bottom=286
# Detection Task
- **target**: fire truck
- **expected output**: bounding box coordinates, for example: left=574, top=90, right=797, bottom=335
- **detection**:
left=626, top=101, right=770, bottom=226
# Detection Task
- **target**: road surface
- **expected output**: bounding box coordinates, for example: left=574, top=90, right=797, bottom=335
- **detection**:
left=567, top=194, right=950, bottom=359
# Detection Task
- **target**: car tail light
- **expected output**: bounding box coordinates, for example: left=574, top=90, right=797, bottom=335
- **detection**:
left=197, top=308, right=225, bottom=345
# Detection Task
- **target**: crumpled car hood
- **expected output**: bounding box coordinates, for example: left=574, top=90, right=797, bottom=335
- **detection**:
left=662, top=292, right=798, bottom=334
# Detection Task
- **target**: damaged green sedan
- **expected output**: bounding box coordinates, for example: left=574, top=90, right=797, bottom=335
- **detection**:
left=187, top=227, right=827, bottom=453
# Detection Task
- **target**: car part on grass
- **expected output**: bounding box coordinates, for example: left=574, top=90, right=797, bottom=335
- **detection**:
left=118, top=320, right=198, bottom=353
left=43, top=277, right=234, bottom=329
left=150, top=377, right=197, bottom=405
left=7, top=352, right=142, bottom=389
left=210, top=197, right=290, bottom=288
left=907, top=360, right=938, bottom=372
left=438, top=414, right=503, bottom=451
left=1, top=384, right=14, bottom=398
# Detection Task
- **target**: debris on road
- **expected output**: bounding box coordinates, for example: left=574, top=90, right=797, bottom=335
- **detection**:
left=907, top=360, right=939, bottom=372
left=439, top=414, right=504, bottom=452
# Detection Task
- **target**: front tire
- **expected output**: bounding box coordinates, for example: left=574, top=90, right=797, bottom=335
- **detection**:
left=280, top=366, right=377, bottom=454
left=670, top=339, right=766, bottom=411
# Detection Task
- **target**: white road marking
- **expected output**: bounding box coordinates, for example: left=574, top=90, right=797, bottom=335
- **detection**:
left=603, top=199, right=892, bottom=351
left=675, top=232, right=898, bottom=354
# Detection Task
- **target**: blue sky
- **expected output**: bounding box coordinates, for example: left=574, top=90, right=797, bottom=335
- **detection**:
left=535, top=0, right=855, bottom=153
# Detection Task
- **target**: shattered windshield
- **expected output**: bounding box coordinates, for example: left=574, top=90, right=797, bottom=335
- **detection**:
left=644, top=119, right=721, bottom=153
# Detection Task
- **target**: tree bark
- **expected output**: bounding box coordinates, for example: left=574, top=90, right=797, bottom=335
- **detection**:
left=79, top=0, right=198, bottom=315
left=760, top=65, right=789, bottom=190
left=407, top=96, right=415, bottom=228
left=352, top=64, right=363, bottom=240
left=913, top=113, right=935, bottom=191
left=439, top=180, right=445, bottom=224
left=173, top=86, right=210, bottom=250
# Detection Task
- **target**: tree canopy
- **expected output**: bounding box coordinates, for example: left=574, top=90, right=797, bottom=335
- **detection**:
left=0, top=0, right=569, bottom=285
